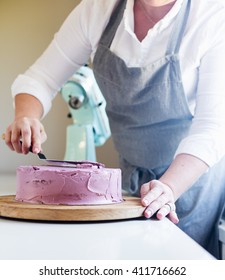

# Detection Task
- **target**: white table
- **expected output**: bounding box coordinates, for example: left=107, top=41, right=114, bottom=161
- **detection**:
left=0, top=174, right=215, bottom=260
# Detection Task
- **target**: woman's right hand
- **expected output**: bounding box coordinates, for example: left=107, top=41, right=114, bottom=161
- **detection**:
left=4, top=117, right=47, bottom=155
left=3, top=93, right=47, bottom=155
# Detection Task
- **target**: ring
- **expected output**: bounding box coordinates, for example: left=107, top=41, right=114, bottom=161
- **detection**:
left=1, top=133, right=5, bottom=140
left=165, top=202, right=176, bottom=212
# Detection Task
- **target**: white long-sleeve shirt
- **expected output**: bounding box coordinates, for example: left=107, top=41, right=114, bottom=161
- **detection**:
left=11, top=0, right=225, bottom=167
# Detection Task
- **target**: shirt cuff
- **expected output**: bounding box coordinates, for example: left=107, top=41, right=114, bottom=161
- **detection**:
left=174, top=136, right=224, bottom=167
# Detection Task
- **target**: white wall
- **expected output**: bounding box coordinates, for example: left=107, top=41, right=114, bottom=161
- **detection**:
left=0, top=0, right=119, bottom=174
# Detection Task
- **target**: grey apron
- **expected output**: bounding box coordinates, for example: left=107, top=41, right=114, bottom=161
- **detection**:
left=93, top=0, right=225, bottom=259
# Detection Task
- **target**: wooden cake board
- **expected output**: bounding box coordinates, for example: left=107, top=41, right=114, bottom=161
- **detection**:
left=0, top=195, right=145, bottom=221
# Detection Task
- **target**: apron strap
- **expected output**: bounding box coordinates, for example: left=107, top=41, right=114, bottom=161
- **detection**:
left=166, top=0, right=191, bottom=55
left=99, top=0, right=127, bottom=48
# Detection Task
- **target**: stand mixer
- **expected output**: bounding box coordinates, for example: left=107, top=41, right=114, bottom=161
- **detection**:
left=60, top=65, right=111, bottom=162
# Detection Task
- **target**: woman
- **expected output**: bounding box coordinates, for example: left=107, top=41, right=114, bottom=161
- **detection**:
left=4, top=0, right=225, bottom=258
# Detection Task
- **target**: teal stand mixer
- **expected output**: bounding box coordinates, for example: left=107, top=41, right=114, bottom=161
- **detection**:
left=60, top=65, right=111, bottom=162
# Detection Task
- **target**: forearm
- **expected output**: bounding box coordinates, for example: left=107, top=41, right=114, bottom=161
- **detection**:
left=159, top=153, right=209, bottom=200
left=14, top=93, right=44, bottom=120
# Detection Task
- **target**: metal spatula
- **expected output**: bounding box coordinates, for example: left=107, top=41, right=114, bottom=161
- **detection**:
left=1, top=134, right=102, bottom=167
left=26, top=141, right=104, bottom=168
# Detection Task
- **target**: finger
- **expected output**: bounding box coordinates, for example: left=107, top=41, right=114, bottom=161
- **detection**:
left=141, top=179, right=161, bottom=198
left=2, top=131, right=14, bottom=151
left=20, top=125, right=32, bottom=154
left=156, top=204, right=171, bottom=220
left=156, top=203, right=179, bottom=224
left=140, top=182, right=150, bottom=198
left=143, top=194, right=168, bottom=218
left=30, top=124, right=46, bottom=154
left=141, top=181, right=164, bottom=207
left=156, top=202, right=175, bottom=219
left=168, top=211, right=179, bottom=224
left=31, top=135, right=42, bottom=154
left=10, top=127, right=23, bottom=153
left=165, top=202, right=176, bottom=212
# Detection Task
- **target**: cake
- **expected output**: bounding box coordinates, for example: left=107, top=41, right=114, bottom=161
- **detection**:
left=15, top=162, right=122, bottom=205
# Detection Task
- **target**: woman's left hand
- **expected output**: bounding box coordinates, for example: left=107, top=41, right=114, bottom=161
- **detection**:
left=140, top=180, right=179, bottom=224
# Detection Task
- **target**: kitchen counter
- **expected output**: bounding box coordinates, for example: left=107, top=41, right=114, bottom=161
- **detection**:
left=0, top=174, right=215, bottom=260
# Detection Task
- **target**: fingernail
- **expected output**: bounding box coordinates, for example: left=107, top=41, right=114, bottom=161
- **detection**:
left=157, top=212, right=163, bottom=219
left=33, top=148, right=40, bottom=154
left=145, top=210, right=152, bottom=218
left=142, top=199, right=149, bottom=206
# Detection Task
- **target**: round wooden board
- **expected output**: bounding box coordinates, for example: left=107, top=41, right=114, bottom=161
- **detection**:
left=0, top=195, right=145, bottom=221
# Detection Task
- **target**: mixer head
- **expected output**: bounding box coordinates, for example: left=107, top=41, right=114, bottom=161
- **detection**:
left=60, top=65, right=111, bottom=146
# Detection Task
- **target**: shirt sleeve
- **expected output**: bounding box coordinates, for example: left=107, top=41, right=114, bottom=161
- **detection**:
left=11, top=0, right=118, bottom=117
left=11, top=0, right=94, bottom=117
left=175, top=13, right=225, bottom=166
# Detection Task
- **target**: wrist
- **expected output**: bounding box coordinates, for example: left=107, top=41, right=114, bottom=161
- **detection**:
left=159, top=154, right=208, bottom=201
left=159, top=178, right=180, bottom=201
left=14, top=93, right=43, bottom=119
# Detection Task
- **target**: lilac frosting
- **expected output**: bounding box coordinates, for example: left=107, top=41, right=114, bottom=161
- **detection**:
left=16, top=164, right=122, bottom=205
